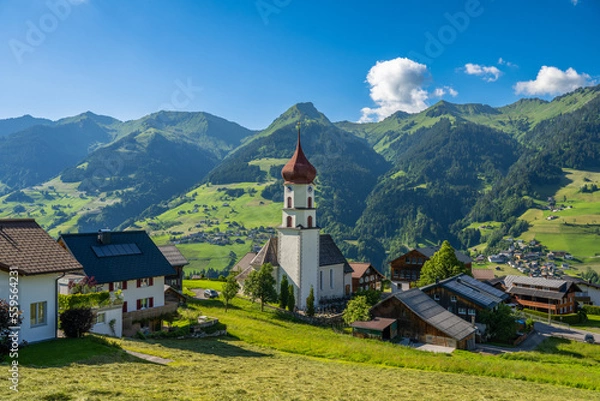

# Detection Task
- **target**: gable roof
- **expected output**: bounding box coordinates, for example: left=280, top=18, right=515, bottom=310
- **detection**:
left=350, top=262, right=384, bottom=279
left=392, top=288, right=476, bottom=341
left=158, top=245, right=189, bottom=267
left=351, top=317, right=396, bottom=331
left=472, top=268, right=495, bottom=281
left=421, top=273, right=509, bottom=309
left=320, top=234, right=353, bottom=273
left=232, top=252, right=257, bottom=273
left=59, top=230, right=175, bottom=284
left=0, top=219, right=82, bottom=276
left=504, top=275, right=567, bottom=291
left=251, top=237, right=279, bottom=267
left=416, top=246, right=472, bottom=264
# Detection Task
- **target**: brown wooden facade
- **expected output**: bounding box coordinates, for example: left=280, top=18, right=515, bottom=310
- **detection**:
left=371, top=296, right=475, bottom=350
left=350, top=263, right=385, bottom=293
left=421, top=286, right=482, bottom=323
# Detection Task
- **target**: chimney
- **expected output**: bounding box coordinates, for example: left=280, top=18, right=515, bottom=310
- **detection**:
left=97, top=229, right=111, bottom=245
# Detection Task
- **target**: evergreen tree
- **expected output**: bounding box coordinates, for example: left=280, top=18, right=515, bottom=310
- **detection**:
left=222, top=274, right=240, bottom=312
left=417, top=240, right=470, bottom=287
left=279, top=275, right=289, bottom=309
left=306, top=286, right=315, bottom=317
left=287, top=284, right=295, bottom=312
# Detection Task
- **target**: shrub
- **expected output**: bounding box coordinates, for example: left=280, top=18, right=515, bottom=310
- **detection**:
left=306, top=287, right=315, bottom=317
left=583, top=305, right=600, bottom=316
left=60, top=308, right=94, bottom=338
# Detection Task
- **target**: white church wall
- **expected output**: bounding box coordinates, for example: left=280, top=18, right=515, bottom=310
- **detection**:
left=299, top=229, right=320, bottom=308
left=318, top=264, right=345, bottom=299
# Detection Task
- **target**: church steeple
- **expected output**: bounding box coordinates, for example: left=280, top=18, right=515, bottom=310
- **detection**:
left=281, top=123, right=317, bottom=184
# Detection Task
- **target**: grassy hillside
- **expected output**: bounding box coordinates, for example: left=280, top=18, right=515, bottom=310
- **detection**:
left=11, top=294, right=600, bottom=400
left=134, top=179, right=281, bottom=274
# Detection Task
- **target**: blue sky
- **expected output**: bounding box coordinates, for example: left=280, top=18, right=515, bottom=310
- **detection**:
left=0, top=0, right=598, bottom=129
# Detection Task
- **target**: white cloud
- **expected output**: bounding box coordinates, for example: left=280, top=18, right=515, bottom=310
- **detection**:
left=498, top=57, right=517, bottom=68
left=432, top=86, right=458, bottom=98
left=571, top=0, right=578, bottom=6
left=514, top=66, right=593, bottom=96
left=463, top=63, right=502, bottom=82
left=360, top=57, right=455, bottom=122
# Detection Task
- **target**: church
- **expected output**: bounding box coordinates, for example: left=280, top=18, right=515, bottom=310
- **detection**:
left=235, top=125, right=353, bottom=309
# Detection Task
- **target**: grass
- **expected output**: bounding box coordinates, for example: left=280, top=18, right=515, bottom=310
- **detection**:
left=10, top=336, right=600, bottom=401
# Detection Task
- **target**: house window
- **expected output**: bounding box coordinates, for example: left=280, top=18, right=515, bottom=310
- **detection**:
left=319, top=271, right=323, bottom=290
left=330, top=269, right=333, bottom=289
left=433, top=294, right=440, bottom=301
left=451, top=295, right=457, bottom=303
left=96, top=312, right=106, bottom=324
left=359, top=277, right=364, bottom=284
left=123, top=302, right=128, bottom=313
left=137, top=277, right=154, bottom=288
left=448, top=306, right=453, bottom=313
left=30, top=301, right=47, bottom=327
left=137, top=297, right=154, bottom=310
left=286, top=216, right=292, bottom=228
left=468, top=309, right=476, bottom=316
left=308, top=216, right=313, bottom=228
left=458, top=307, right=467, bottom=315
left=110, top=281, right=123, bottom=291
left=287, top=197, right=292, bottom=208
left=308, top=197, right=313, bottom=208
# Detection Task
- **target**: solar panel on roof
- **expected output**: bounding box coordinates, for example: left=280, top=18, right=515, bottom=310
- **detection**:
left=92, top=243, right=142, bottom=258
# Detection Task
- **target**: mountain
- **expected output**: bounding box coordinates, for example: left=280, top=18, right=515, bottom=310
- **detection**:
left=207, top=103, right=390, bottom=238
left=0, top=114, right=54, bottom=137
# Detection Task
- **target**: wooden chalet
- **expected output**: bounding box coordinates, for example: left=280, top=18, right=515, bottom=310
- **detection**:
left=390, top=246, right=472, bottom=291
left=159, top=245, right=189, bottom=291
left=420, top=273, right=509, bottom=323
left=371, top=289, right=476, bottom=350
left=502, top=275, right=580, bottom=315
left=350, top=262, right=385, bottom=293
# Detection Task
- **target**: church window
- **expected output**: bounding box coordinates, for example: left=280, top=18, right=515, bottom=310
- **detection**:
left=286, top=216, right=292, bottom=227
left=308, top=216, right=313, bottom=228
left=287, top=197, right=292, bottom=208
left=319, top=271, right=323, bottom=290
left=329, top=269, right=333, bottom=288
left=308, top=197, right=313, bottom=208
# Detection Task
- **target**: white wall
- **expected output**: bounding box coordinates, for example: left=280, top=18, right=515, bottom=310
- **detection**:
left=90, top=305, right=123, bottom=337
left=580, top=283, right=600, bottom=305
left=299, top=229, right=320, bottom=309
left=0, top=271, right=62, bottom=343
left=318, top=263, right=345, bottom=299
left=101, top=276, right=166, bottom=311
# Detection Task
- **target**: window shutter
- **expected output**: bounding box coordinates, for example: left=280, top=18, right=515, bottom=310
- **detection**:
left=137, top=299, right=141, bottom=310
left=149, top=297, right=154, bottom=308
left=123, top=280, right=128, bottom=290
left=109, top=282, right=114, bottom=291
left=137, top=279, right=141, bottom=288
left=149, top=277, right=154, bottom=286
left=122, top=302, right=128, bottom=313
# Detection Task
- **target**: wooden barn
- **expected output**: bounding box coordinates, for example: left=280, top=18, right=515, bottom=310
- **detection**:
left=371, top=289, right=476, bottom=350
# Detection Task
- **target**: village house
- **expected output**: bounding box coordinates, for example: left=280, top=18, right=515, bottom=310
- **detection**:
left=350, top=317, right=397, bottom=341
left=158, top=245, right=189, bottom=291
left=59, top=230, right=178, bottom=336
left=0, top=219, right=83, bottom=343
left=349, top=262, right=385, bottom=293
left=420, top=273, right=509, bottom=324
left=370, top=289, right=476, bottom=349
left=235, top=126, right=352, bottom=308
left=501, top=275, right=580, bottom=315
left=389, top=246, right=472, bottom=291
left=563, top=276, right=600, bottom=306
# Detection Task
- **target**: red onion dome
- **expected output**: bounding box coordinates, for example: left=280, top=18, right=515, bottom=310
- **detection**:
left=281, top=128, right=317, bottom=184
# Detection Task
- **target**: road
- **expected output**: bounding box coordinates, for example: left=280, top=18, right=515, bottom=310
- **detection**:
left=533, top=321, right=600, bottom=343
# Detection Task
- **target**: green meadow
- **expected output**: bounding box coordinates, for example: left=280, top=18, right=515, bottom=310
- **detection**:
left=8, top=290, right=600, bottom=401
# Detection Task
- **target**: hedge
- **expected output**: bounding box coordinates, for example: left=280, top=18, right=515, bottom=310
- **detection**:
left=583, top=305, right=600, bottom=316
left=59, top=291, right=111, bottom=310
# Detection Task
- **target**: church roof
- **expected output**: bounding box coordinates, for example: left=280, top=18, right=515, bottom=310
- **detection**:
left=251, top=237, right=279, bottom=267
left=320, top=234, right=353, bottom=273
left=281, top=127, right=317, bottom=184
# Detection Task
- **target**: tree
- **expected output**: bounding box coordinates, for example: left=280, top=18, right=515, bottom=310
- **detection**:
left=222, top=274, right=240, bottom=312
left=287, top=284, right=295, bottom=312
left=59, top=308, right=94, bottom=338
left=417, top=241, right=470, bottom=286
left=342, top=296, right=371, bottom=325
left=306, top=286, right=315, bottom=317
left=279, top=275, right=289, bottom=309
left=479, top=304, right=516, bottom=343
left=354, top=289, right=382, bottom=306
left=243, top=263, right=277, bottom=311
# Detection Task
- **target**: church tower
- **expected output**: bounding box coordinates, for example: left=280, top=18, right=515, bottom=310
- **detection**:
left=277, top=123, right=320, bottom=309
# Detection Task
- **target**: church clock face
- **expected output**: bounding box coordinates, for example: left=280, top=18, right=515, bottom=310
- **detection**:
left=286, top=186, right=293, bottom=192
left=307, top=186, right=313, bottom=193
